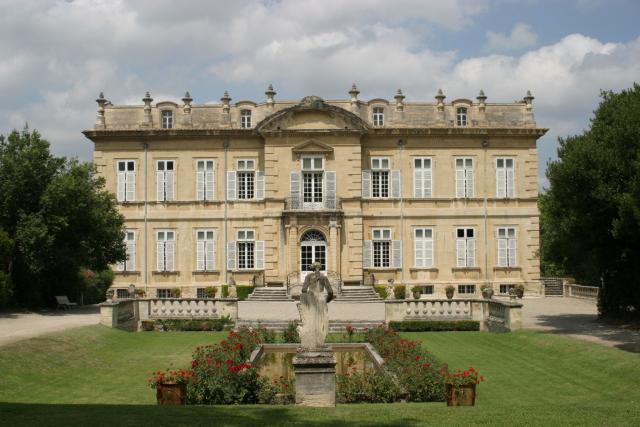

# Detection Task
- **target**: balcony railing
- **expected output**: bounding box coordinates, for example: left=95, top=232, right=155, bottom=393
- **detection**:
left=284, top=196, right=341, bottom=211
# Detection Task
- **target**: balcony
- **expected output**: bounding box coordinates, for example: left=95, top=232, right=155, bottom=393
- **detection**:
left=284, top=196, right=342, bottom=212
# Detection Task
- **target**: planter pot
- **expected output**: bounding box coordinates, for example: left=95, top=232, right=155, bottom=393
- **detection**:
left=156, top=382, right=187, bottom=405
left=481, top=288, right=494, bottom=299
left=445, top=290, right=454, bottom=300
left=413, top=292, right=421, bottom=300
left=446, top=383, right=476, bottom=406
left=516, top=288, right=524, bottom=299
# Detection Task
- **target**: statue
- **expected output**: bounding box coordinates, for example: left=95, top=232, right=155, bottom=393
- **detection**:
left=297, top=262, right=334, bottom=349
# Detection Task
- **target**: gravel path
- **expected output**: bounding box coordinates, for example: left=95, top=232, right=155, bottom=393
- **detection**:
left=0, top=306, right=100, bottom=347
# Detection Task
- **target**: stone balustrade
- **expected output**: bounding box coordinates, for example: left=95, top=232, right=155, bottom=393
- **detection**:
left=564, top=284, right=599, bottom=300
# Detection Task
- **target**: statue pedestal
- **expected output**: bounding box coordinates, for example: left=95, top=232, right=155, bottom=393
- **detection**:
left=292, top=347, right=336, bottom=407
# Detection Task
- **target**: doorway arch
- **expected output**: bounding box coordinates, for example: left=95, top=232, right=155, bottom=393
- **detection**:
left=300, top=230, right=327, bottom=281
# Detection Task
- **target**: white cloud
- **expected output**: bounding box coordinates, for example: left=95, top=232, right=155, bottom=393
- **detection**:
left=485, top=22, right=538, bottom=53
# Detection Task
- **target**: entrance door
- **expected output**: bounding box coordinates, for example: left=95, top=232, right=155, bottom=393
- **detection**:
left=300, top=230, right=327, bottom=282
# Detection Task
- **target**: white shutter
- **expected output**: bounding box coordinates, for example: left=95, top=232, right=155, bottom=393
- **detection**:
left=506, top=168, right=515, bottom=198
left=391, top=170, right=401, bottom=198
left=227, top=241, right=236, bottom=270
left=414, top=239, right=424, bottom=267
left=126, top=241, right=136, bottom=271
left=363, top=240, right=372, bottom=268
left=205, top=240, right=215, bottom=271
left=456, top=238, right=466, bottom=267
left=227, top=171, right=237, bottom=201
left=392, top=240, right=402, bottom=268
left=165, top=171, right=175, bottom=201
left=455, top=169, right=465, bottom=198
left=425, top=238, right=433, bottom=267
left=196, top=171, right=205, bottom=200
left=290, top=171, right=301, bottom=209
left=466, top=168, right=474, bottom=197
left=413, top=169, right=422, bottom=198
left=205, top=170, right=215, bottom=200
left=156, top=171, right=165, bottom=201
left=362, top=170, right=371, bottom=199
left=117, top=172, right=126, bottom=202
left=196, top=241, right=205, bottom=271
left=496, top=167, right=506, bottom=198
left=508, top=238, right=517, bottom=266
left=467, top=238, right=475, bottom=267
left=156, top=242, right=165, bottom=271
left=255, top=171, right=265, bottom=199
left=255, top=240, right=265, bottom=269
left=325, top=171, right=336, bottom=209
left=424, top=168, right=432, bottom=197
left=165, top=241, right=175, bottom=271
left=125, top=171, right=135, bottom=201
left=498, top=238, right=508, bottom=267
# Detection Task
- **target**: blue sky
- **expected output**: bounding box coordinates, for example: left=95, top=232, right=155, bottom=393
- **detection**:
left=1, top=0, right=639, bottom=189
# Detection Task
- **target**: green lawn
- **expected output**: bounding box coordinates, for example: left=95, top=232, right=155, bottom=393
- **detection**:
left=0, top=326, right=639, bottom=426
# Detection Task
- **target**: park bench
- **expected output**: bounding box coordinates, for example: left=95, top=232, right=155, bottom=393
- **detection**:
left=55, top=295, right=78, bottom=310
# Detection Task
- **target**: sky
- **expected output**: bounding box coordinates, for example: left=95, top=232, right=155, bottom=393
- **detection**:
left=1, top=0, right=639, bottom=189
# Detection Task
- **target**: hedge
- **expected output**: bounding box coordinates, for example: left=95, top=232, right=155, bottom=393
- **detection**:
left=154, top=316, right=234, bottom=332
left=374, top=285, right=388, bottom=299
left=236, top=285, right=253, bottom=301
left=388, top=320, right=480, bottom=332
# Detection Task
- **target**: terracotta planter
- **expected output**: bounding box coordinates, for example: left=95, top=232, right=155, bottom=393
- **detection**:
left=156, top=382, right=187, bottom=405
left=446, top=383, right=476, bottom=406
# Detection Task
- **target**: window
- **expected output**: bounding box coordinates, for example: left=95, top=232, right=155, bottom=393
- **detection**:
left=240, top=109, right=252, bottom=129
left=116, top=289, right=130, bottom=299
left=414, top=228, right=434, bottom=268
left=413, top=157, right=432, bottom=198
left=196, top=230, right=216, bottom=271
left=456, top=107, right=468, bottom=126
left=302, top=156, right=324, bottom=207
left=117, top=160, right=136, bottom=202
left=497, top=227, right=517, bottom=267
left=161, top=110, right=173, bottom=129
left=117, top=230, right=136, bottom=272
left=372, top=228, right=391, bottom=268
left=496, top=158, right=515, bottom=198
left=156, top=288, right=172, bottom=299
left=156, top=230, right=175, bottom=272
left=371, top=157, right=390, bottom=198
left=237, top=159, right=255, bottom=199
left=197, top=288, right=206, bottom=299
left=420, top=285, right=434, bottom=295
left=156, top=160, right=175, bottom=201
left=455, top=157, right=474, bottom=198
left=196, top=160, right=215, bottom=201
left=456, top=228, right=475, bottom=267
left=458, top=284, right=476, bottom=294
left=500, top=284, right=516, bottom=294
left=237, top=229, right=255, bottom=269
left=373, top=107, right=384, bottom=126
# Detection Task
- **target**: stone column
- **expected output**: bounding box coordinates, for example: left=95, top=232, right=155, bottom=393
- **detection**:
left=329, top=218, right=340, bottom=273
left=286, top=222, right=299, bottom=278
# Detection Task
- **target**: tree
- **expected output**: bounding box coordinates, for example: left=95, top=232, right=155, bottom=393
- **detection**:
left=540, top=84, right=640, bottom=317
left=0, top=127, right=126, bottom=306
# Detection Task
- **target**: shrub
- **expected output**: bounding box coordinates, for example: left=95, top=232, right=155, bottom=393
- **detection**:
left=170, top=287, right=181, bottom=298
left=445, top=367, right=485, bottom=388
left=221, top=285, right=229, bottom=298
left=337, top=370, right=401, bottom=403
left=283, top=321, right=300, bottom=343
left=374, top=285, right=388, bottom=299
left=203, top=286, right=217, bottom=298
left=155, top=316, right=233, bottom=332
left=80, top=268, right=115, bottom=304
left=141, top=320, right=155, bottom=331
left=236, top=285, right=253, bottom=301
left=393, top=285, right=405, bottom=300
left=388, top=320, right=480, bottom=332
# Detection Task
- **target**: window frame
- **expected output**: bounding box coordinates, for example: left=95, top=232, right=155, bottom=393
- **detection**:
left=499, top=284, right=516, bottom=295
left=455, top=157, right=474, bottom=198
left=496, top=157, right=516, bottom=198
left=236, top=159, right=256, bottom=200
left=156, top=229, right=176, bottom=272
left=456, top=227, right=475, bottom=267
left=496, top=226, right=518, bottom=267
left=161, top=110, right=173, bottom=129
left=156, top=288, right=172, bottom=299
left=116, top=288, right=130, bottom=299
left=457, top=284, right=476, bottom=294
left=196, top=159, right=215, bottom=201
left=117, top=230, right=136, bottom=272
left=116, top=159, right=136, bottom=202
left=156, top=159, right=176, bottom=202
left=414, top=227, right=434, bottom=268
left=237, top=229, right=256, bottom=270
left=371, top=157, right=391, bottom=199
left=413, top=156, right=433, bottom=198
left=372, top=107, right=384, bottom=126
left=456, top=107, right=468, bottom=126
left=195, top=229, right=216, bottom=272
left=240, top=109, right=252, bottom=129
left=372, top=228, right=392, bottom=268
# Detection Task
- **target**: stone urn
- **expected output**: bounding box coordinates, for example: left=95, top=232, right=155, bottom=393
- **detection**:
left=481, top=286, right=494, bottom=299
left=445, top=286, right=455, bottom=300
left=445, top=383, right=476, bottom=406
left=156, top=382, right=187, bottom=405
left=508, top=287, right=517, bottom=300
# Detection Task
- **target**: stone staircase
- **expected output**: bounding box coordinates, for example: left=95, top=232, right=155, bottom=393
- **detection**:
left=247, top=287, right=290, bottom=301
left=542, top=279, right=564, bottom=297
left=334, top=286, right=383, bottom=302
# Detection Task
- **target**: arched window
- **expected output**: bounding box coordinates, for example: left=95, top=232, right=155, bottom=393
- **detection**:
left=301, top=230, right=326, bottom=242
left=161, top=110, right=173, bottom=129
left=240, top=109, right=252, bottom=129
left=456, top=107, right=468, bottom=126
left=373, top=107, right=384, bottom=126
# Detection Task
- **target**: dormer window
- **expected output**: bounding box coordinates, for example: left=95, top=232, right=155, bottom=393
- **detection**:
left=456, top=107, right=468, bottom=126
left=161, top=110, right=173, bottom=129
left=240, top=109, right=252, bottom=129
left=373, top=107, right=384, bottom=126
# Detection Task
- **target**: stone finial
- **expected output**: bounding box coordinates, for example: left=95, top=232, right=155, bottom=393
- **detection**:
left=394, top=89, right=405, bottom=112
left=182, top=91, right=193, bottom=127
left=142, top=91, right=153, bottom=127
left=523, top=90, right=534, bottom=109
left=477, top=89, right=487, bottom=111
left=142, top=91, right=153, bottom=105
left=95, top=92, right=106, bottom=128
left=265, top=84, right=276, bottom=106
left=435, top=88, right=446, bottom=112
left=221, top=90, right=231, bottom=112
left=182, top=91, right=193, bottom=106
left=349, top=83, right=360, bottom=104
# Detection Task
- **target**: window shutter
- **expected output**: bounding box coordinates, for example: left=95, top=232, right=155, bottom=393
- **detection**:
left=455, top=169, right=465, bottom=198
left=226, top=171, right=237, bottom=201
left=506, top=168, right=515, bottom=198
left=413, top=169, right=422, bottom=198
left=424, top=167, right=432, bottom=197
left=196, top=241, right=205, bottom=271
left=391, top=170, right=401, bottom=198
left=117, top=259, right=125, bottom=272
left=362, top=170, right=371, bottom=199
left=206, top=240, right=215, bottom=271
left=290, top=171, right=301, bottom=209
left=425, top=238, right=433, bottom=267
left=508, top=238, right=517, bottom=266
left=363, top=240, right=372, bottom=268
left=205, top=170, right=215, bottom=200
left=165, top=171, right=175, bottom=201
left=496, top=167, right=506, bottom=198
left=467, top=238, right=475, bottom=267
left=117, top=172, right=126, bottom=202
left=465, top=168, right=474, bottom=197
left=196, top=171, right=205, bottom=200
left=498, top=238, right=508, bottom=267
left=414, top=239, right=424, bottom=267
left=156, top=242, right=165, bottom=271
left=392, top=240, right=402, bottom=268
left=126, top=241, right=136, bottom=271
left=456, top=238, right=466, bottom=267
left=156, top=171, right=165, bottom=201
left=255, top=171, right=265, bottom=199
left=165, top=241, right=175, bottom=271
left=255, top=240, right=265, bottom=269
left=126, top=171, right=135, bottom=201
left=227, top=241, right=236, bottom=270
left=325, top=171, right=336, bottom=209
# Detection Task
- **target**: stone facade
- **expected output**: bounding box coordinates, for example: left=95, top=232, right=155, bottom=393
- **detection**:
left=84, top=86, right=546, bottom=299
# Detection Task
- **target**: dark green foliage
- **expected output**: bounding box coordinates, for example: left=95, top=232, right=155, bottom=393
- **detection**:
left=283, top=321, right=300, bottom=343
left=337, top=371, right=401, bottom=403
left=78, top=268, right=115, bottom=305
left=221, top=285, right=229, bottom=298
left=540, top=85, right=640, bottom=317
left=374, top=285, right=387, bottom=299
left=140, top=320, right=155, bottom=331
left=393, top=285, right=405, bottom=299
left=0, top=228, right=13, bottom=305
left=236, top=285, right=253, bottom=301
left=388, top=320, right=480, bottom=332
left=155, top=316, right=233, bottom=332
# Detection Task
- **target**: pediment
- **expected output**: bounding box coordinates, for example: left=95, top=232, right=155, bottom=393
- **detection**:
left=291, top=140, right=334, bottom=155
